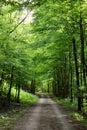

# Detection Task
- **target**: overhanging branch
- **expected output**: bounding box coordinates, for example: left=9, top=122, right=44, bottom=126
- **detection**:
left=10, top=11, right=30, bottom=34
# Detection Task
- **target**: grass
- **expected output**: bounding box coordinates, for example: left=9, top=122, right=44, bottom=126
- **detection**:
left=71, top=112, right=87, bottom=126
left=71, top=112, right=83, bottom=121
left=0, top=85, right=38, bottom=130
left=0, top=107, right=27, bottom=130
left=11, top=88, right=38, bottom=104
left=54, top=97, right=77, bottom=108
left=54, top=97, right=87, bottom=127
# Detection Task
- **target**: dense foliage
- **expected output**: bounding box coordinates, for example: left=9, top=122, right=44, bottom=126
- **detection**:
left=0, top=0, right=87, bottom=111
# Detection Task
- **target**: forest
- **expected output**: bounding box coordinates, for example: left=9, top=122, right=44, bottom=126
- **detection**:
left=0, top=0, right=87, bottom=128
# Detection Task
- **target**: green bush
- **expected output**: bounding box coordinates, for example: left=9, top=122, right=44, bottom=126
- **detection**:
left=11, top=88, right=38, bottom=104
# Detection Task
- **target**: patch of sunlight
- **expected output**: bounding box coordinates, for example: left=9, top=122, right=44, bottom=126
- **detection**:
left=74, top=112, right=83, bottom=121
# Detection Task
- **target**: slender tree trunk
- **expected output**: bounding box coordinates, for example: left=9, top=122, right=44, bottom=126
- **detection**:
left=0, top=65, right=5, bottom=95
left=31, top=79, right=36, bottom=94
left=52, top=80, right=55, bottom=95
left=47, top=82, right=50, bottom=93
left=70, top=67, right=73, bottom=102
left=57, top=69, right=61, bottom=97
left=15, top=84, right=18, bottom=100
left=7, top=66, right=14, bottom=103
left=79, top=14, right=86, bottom=86
left=52, top=72, right=57, bottom=96
left=63, top=57, right=69, bottom=98
left=69, top=48, right=73, bottom=102
left=72, top=37, right=82, bottom=111
left=16, top=84, right=21, bottom=103
left=80, top=68, right=83, bottom=85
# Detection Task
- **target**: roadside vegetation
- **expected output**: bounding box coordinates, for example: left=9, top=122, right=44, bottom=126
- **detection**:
left=54, top=97, right=87, bottom=127
left=0, top=84, right=38, bottom=130
left=0, top=0, right=87, bottom=129
left=0, top=107, right=27, bottom=130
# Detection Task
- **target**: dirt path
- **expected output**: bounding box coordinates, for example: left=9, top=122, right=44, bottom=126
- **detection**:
left=13, top=96, right=86, bottom=130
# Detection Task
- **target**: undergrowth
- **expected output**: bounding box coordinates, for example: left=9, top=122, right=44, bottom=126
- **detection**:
left=0, top=85, right=38, bottom=129
left=54, top=97, right=87, bottom=127
left=11, top=88, right=38, bottom=104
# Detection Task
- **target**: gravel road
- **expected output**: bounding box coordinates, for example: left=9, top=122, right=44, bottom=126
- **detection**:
left=13, top=96, right=86, bottom=130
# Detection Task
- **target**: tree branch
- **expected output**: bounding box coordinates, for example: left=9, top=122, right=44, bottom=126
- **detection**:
left=9, top=11, right=30, bottom=34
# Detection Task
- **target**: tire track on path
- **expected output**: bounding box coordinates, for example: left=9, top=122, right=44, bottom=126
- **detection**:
left=13, top=98, right=44, bottom=130
left=38, top=97, right=77, bottom=130
left=13, top=96, right=85, bottom=130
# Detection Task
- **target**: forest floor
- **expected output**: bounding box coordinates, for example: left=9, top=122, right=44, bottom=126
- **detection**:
left=12, top=95, right=87, bottom=130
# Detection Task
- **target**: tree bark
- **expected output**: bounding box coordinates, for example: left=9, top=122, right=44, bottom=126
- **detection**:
left=16, top=84, right=21, bottom=103
left=79, top=14, right=86, bottom=86
left=7, top=66, right=14, bottom=103
left=31, top=79, right=36, bottom=94
left=69, top=48, right=73, bottom=102
left=47, top=82, right=50, bottom=93
left=0, top=65, right=5, bottom=95
left=72, top=37, right=82, bottom=111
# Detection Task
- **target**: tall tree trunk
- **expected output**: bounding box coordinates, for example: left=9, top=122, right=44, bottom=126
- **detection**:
left=72, top=38, right=82, bottom=111
left=63, top=57, right=69, bottom=98
left=79, top=13, right=86, bottom=86
left=69, top=48, right=73, bottom=102
left=16, top=84, right=21, bottom=103
left=47, top=82, right=50, bottom=93
left=15, top=84, right=18, bottom=100
left=52, top=79, right=55, bottom=95
left=31, top=79, right=36, bottom=94
left=0, top=65, right=5, bottom=95
left=52, top=73, right=57, bottom=96
left=70, top=66, right=73, bottom=102
left=7, top=66, right=14, bottom=103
